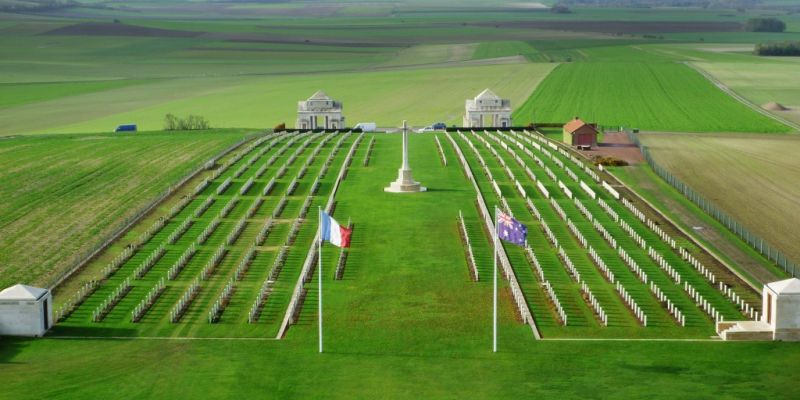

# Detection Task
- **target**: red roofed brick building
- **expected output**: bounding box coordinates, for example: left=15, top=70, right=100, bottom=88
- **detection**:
left=563, top=117, right=598, bottom=149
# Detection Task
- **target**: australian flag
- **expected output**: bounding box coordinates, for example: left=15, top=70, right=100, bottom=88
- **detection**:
left=497, top=211, right=527, bottom=246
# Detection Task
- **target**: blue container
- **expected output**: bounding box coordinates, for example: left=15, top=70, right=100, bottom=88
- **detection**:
left=114, top=124, right=137, bottom=132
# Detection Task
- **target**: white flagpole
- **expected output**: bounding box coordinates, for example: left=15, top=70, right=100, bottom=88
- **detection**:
left=493, top=205, right=498, bottom=353
left=318, top=206, right=323, bottom=353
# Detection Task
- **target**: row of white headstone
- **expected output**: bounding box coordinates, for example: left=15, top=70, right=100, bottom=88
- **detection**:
left=208, top=278, right=236, bottom=324
left=233, top=246, right=256, bottom=281
left=581, top=281, right=608, bottom=326
left=685, top=282, right=724, bottom=325
left=131, top=277, right=166, bottom=323
left=526, top=246, right=566, bottom=325
left=434, top=135, right=447, bottom=166
left=588, top=246, right=616, bottom=284
left=362, top=136, right=376, bottom=167
left=170, top=278, right=200, bottom=323
left=134, top=244, right=166, bottom=279
left=616, top=281, right=647, bottom=326
left=56, top=279, right=99, bottom=322
left=226, top=216, right=248, bottom=246
left=200, top=243, right=227, bottom=281
left=558, top=246, right=582, bottom=283
left=618, top=247, right=648, bottom=285
left=458, top=210, right=479, bottom=282
left=197, top=217, right=221, bottom=245
left=167, top=218, right=193, bottom=245
left=217, top=177, right=233, bottom=195
left=92, top=277, right=132, bottom=322
left=193, top=196, right=215, bottom=218
left=679, top=248, right=719, bottom=288
left=718, top=281, right=758, bottom=319
left=567, top=218, right=588, bottom=249
left=648, top=246, right=683, bottom=285
left=255, top=218, right=273, bottom=246
left=221, top=195, right=240, bottom=218
left=286, top=218, right=304, bottom=246
left=168, top=243, right=197, bottom=280
left=650, top=281, right=685, bottom=326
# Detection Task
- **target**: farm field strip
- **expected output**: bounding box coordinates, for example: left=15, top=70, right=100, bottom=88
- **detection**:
left=512, top=62, right=791, bottom=133
left=451, top=128, right=760, bottom=338
left=55, top=130, right=358, bottom=337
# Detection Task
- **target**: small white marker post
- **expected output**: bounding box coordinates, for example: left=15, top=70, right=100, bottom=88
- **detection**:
left=318, top=206, right=323, bottom=353
left=493, top=205, right=499, bottom=353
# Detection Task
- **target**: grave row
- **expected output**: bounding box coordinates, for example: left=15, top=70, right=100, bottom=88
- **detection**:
left=581, top=281, right=608, bottom=326
left=525, top=247, right=567, bottom=326
left=685, top=282, right=725, bottom=324
left=170, top=278, right=200, bottom=323
left=647, top=247, right=683, bottom=285
left=363, top=136, right=376, bottom=167
left=458, top=211, right=480, bottom=281
left=618, top=247, right=648, bottom=285
left=434, top=135, right=447, bottom=166
left=55, top=279, right=99, bottom=322
left=718, top=281, right=758, bottom=320
left=168, top=243, right=197, bottom=280
left=134, top=244, right=166, bottom=279
left=615, top=281, right=647, bottom=326
left=92, top=277, right=132, bottom=322
left=650, top=281, right=685, bottom=326
left=131, top=278, right=166, bottom=323
left=208, top=278, right=236, bottom=323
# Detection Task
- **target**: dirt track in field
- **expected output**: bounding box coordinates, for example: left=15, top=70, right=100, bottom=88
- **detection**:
left=641, top=132, right=800, bottom=277
left=471, top=20, right=743, bottom=34
left=42, top=22, right=204, bottom=38
left=578, top=131, right=645, bottom=164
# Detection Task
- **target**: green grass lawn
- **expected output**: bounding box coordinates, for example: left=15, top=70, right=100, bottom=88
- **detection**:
left=513, top=61, right=792, bottom=133
left=3, top=133, right=799, bottom=398
left=2, top=318, right=800, bottom=399
left=0, top=130, right=250, bottom=289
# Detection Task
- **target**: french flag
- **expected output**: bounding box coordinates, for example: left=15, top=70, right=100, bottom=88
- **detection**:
left=320, top=211, right=351, bottom=248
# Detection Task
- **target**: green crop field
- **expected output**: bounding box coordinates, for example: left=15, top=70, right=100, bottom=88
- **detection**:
left=694, top=61, right=800, bottom=126
left=4, top=0, right=800, bottom=397
left=0, top=63, right=553, bottom=135
left=513, top=61, right=792, bottom=133
left=0, top=130, right=249, bottom=290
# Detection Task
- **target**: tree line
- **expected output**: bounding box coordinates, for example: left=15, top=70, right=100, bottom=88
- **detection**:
left=754, top=41, right=800, bottom=56
left=164, top=114, right=211, bottom=131
left=745, top=17, right=786, bottom=32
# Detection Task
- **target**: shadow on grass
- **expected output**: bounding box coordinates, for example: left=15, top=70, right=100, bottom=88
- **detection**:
left=2, top=325, right=139, bottom=364
left=0, top=336, right=28, bottom=364
left=46, top=324, right=139, bottom=338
